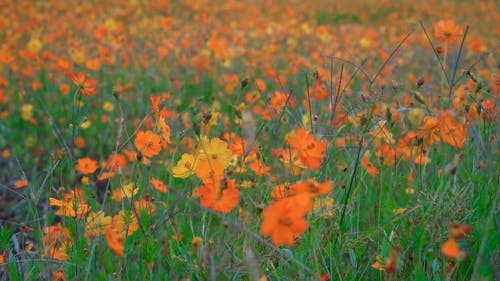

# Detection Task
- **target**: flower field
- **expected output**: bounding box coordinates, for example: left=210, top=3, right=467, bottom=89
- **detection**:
left=0, top=0, right=498, bottom=280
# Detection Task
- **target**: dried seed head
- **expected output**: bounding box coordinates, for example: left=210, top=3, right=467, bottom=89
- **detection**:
left=417, top=77, right=425, bottom=87
left=240, top=77, right=249, bottom=88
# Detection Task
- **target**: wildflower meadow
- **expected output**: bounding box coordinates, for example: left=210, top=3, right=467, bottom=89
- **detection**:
left=0, top=0, right=498, bottom=280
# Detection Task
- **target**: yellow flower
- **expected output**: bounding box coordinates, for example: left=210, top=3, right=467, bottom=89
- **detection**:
left=172, top=153, right=197, bottom=178
left=80, top=118, right=91, bottom=129
left=359, top=37, right=371, bottom=48
left=157, top=118, right=171, bottom=143
left=25, top=136, right=36, bottom=148
left=208, top=111, right=221, bottom=126
left=21, top=104, right=33, bottom=120
left=81, top=176, right=90, bottom=185
left=407, top=109, right=425, bottom=126
left=392, top=208, right=407, bottom=214
left=238, top=102, right=246, bottom=112
left=405, top=188, right=415, bottom=195
left=121, top=183, right=138, bottom=198
left=27, top=39, right=43, bottom=53
left=371, top=255, right=384, bottom=271
left=301, top=114, right=318, bottom=133
left=103, top=101, right=114, bottom=112
left=85, top=211, right=112, bottom=239
left=371, top=120, right=394, bottom=144
left=71, top=49, right=86, bottom=65
left=197, top=137, right=232, bottom=169
left=312, top=197, right=335, bottom=218
left=104, top=18, right=117, bottom=31
left=222, top=59, right=232, bottom=68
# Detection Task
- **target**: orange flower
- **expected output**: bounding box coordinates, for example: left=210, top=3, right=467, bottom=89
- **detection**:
left=111, top=183, right=138, bottom=201
left=76, top=157, right=99, bottom=174
left=105, top=227, right=125, bottom=258
left=14, top=179, right=28, bottom=189
left=150, top=177, right=168, bottom=193
left=275, top=148, right=305, bottom=176
left=74, top=136, right=85, bottom=149
left=105, top=153, right=127, bottom=172
left=311, top=81, right=329, bottom=101
left=441, top=222, right=471, bottom=260
left=375, top=144, right=400, bottom=167
left=491, top=73, right=500, bottom=95
left=434, top=20, right=461, bottom=44
left=150, top=95, right=162, bottom=120
left=360, top=150, right=379, bottom=175
left=229, top=137, right=248, bottom=157
left=195, top=159, right=225, bottom=184
left=254, top=79, right=266, bottom=92
left=71, top=72, right=98, bottom=96
left=123, top=149, right=138, bottom=162
left=286, top=128, right=326, bottom=170
left=269, top=91, right=288, bottom=111
left=134, top=199, right=157, bottom=215
left=261, top=194, right=312, bottom=246
left=97, top=171, right=115, bottom=181
left=440, top=115, right=467, bottom=149
left=134, top=130, right=162, bottom=158
left=480, top=99, right=498, bottom=122
left=42, top=223, right=71, bottom=261
left=191, top=236, right=202, bottom=251
left=263, top=91, right=290, bottom=120
left=288, top=179, right=333, bottom=198
left=85, top=58, right=100, bottom=70
left=52, top=268, right=67, bottom=281
left=198, top=179, right=240, bottom=213
left=418, top=115, right=467, bottom=149
left=371, top=255, right=384, bottom=271
left=0, top=91, right=6, bottom=105
left=49, top=188, right=91, bottom=218
left=111, top=210, right=139, bottom=237
left=248, top=159, right=271, bottom=176
left=385, top=245, right=401, bottom=273
left=271, top=179, right=333, bottom=200
left=0, top=251, right=6, bottom=265
left=418, top=116, right=441, bottom=146
left=449, top=222, right=471, bottom=239
left=441, top=238, right=462, bottom=259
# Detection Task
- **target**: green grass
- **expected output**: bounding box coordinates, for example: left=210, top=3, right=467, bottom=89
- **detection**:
left=0, top=1, right=499, bottom=280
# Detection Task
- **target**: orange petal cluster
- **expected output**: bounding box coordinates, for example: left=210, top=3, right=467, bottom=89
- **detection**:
left=264, top=179, right=332, bottom=246
left=49, top=188, right=91, bottom=218
left=286, top=127, right=326, bottom=170
left=441, top=222, right=471, bottom=260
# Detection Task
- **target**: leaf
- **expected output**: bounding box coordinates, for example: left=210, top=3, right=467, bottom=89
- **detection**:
left=348, top=248, right=357, bottom=268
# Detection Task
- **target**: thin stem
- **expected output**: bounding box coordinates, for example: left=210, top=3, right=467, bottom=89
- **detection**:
left=305, top=73, right=314, bottom=134
left=441, top=40, right=448, bottom=98
left=419, top=21, right=450, bottom=87
left=338, top=136, right=364, bottom=230
left=448, top=25, right=469, bottom=104
left=370, top=31, right=412, bottom=86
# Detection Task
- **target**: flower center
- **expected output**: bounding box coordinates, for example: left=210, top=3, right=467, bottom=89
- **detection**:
left=278, top=217, right=293, bottom=226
